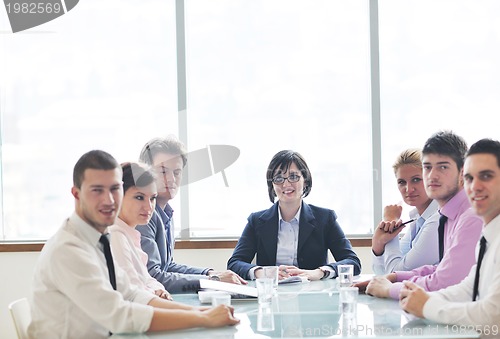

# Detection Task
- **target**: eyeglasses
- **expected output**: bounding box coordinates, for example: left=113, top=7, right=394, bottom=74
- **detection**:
left=271, top=174, right=301, bottom=185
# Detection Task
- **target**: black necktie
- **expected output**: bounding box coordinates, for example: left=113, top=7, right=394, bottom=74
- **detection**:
left=438, top=214, right=448, bottom=262
left=99, top=234, right=117, bottom=290
left=472, top=236, right=487, bottom=301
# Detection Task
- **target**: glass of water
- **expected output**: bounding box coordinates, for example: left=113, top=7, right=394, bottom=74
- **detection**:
left=256, top=278, right=274, bottom=306
left=338, top=264, right=354, bottom=288
left=262, top=266, right=279, bottom=293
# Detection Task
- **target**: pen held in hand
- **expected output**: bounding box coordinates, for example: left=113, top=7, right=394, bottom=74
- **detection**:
left=390, top=218, right=416, bottom=233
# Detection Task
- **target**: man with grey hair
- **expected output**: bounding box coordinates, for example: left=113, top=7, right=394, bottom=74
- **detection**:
left=137, top=136, right=246, bottom=293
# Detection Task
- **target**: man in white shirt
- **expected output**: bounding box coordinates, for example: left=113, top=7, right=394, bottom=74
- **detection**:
left=29, top=150, right=239, bottom=339
left=400, top=138, right=500, bottom=334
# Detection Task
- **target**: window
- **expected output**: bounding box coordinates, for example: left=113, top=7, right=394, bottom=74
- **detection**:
left=2, top=0, right=499, bottom=241
left=379, top=0, right=500, bottom=218
left=183, top=0, right=372, bottom=237
left=0, top=0, right=177, bottom=240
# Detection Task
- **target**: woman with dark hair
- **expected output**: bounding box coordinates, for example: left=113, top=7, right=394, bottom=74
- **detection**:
left=109, top=162, right=172, bottom=299
left=227, top=150, right=361, bottom=281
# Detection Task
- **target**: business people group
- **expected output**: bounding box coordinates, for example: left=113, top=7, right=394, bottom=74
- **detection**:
left=401, top=138, right=500, bottom=330
left=29, top=131, right=500, bottom=337
left=29, top=150, right=239, bottom=338
left=357, top=131, right=483, bottom=299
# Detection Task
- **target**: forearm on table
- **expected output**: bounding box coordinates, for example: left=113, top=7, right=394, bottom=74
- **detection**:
left=148, top=309, right=206, bottom=332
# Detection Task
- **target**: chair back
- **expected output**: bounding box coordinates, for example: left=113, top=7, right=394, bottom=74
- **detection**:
left=8, top=298, right=31, bottom=339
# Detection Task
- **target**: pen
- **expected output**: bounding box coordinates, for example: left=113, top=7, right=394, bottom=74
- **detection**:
left=399, top=218, right=416, bottom=227
left=391, top=218, right=416, bottom=232
left=380, top=218, right=416, bottom=233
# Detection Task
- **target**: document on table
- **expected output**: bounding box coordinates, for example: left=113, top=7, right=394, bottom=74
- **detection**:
left=278, top=276, right=308, bottom=284
left=199, top=279, right=258, bottom=297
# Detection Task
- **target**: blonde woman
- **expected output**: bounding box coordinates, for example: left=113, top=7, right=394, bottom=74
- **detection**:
left=372, top=149, right=439, bottom=275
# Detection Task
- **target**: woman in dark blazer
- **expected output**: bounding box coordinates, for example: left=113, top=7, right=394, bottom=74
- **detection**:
left=227, top=150, right=361, bottom=281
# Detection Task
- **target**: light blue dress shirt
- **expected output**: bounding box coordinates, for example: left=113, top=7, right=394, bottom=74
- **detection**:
left=372, top=199, right=440, bottom=275
left=276, top=208, right=301, bottom=266
left=249, top=205, right=335, bottom=279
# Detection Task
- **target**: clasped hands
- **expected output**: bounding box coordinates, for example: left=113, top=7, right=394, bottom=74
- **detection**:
left=276, top=265, right=324, bottom=281
left=354, top=276, right=429, bottom=318
left=208, top=270, right=248, bottom=285
left=372, top=204, right=406, bottom=256
left=353, top=273, right=397, bottom=298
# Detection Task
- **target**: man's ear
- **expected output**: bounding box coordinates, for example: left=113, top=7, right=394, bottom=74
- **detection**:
left=458, top=168, right=464, bottom=186
left=71, top=186, right=80, bottom=200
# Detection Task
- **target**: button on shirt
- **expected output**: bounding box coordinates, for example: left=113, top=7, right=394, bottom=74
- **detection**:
left=28, top=212, right=155, bottom=339
left=423, top=213, right=500, bottom=327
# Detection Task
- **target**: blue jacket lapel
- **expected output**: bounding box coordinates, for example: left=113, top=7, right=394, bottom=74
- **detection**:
left=255, top=203, right=280, bottom=265
left=298, top=202, right=317, bottom=254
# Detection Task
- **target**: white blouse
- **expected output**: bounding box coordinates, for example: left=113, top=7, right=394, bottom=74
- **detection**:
left=109, top=218, right=166, bottom=294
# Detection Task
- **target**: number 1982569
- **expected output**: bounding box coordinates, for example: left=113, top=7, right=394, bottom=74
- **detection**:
left=5, top=2, right=62, bottom=14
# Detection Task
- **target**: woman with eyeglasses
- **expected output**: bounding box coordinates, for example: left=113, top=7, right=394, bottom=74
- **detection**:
left=227, top=150, right=361, bottom=281
left=109, top=162, right=172, bottom=300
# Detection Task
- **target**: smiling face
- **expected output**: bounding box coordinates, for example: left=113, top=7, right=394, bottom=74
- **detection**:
left=396, top=164, right=432, bottom=212
left=272, top=162, right=304, bottom=206
left=464, top=153, right=500, bottom=225
left=152, top=152, right=184, bottom=206
left=72, top=168, right=123, bottom=232
left=422, top=153, right=463, bottom=207
left=119, top=183, right=157, bottom=227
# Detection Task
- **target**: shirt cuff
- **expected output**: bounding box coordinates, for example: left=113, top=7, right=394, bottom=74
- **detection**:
left=422, top=295, right=442, bottom=321
left=395, top=271, right=414, bottom=282
left=248, top=266, right=262, bottom=280
left=389, top=281, right=404, bottom=300
left=203, top=268, right=214, bottom=275
left=320, top=266, right=336, bottom=279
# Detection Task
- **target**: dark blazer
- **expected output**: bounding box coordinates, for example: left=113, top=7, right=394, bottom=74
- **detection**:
left=227, top=202, right=361, bottom=279
left=136, top=204, right=209, bottom=293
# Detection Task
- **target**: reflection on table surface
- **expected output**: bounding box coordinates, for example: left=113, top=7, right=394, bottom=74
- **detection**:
left=112, top=279, right=480, bottom=339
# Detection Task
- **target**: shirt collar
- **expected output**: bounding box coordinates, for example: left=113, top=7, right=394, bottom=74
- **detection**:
left=113, top=217, right=139, bottom=236
left=482, top=213, right=500, bottom=245
left=156, top=203, right=174, bottom=219
left=69, top=211, right=105, bottom=247
left=413, top=199, right=439, bottom=220
left=278, top=205, right=301, bottom=225
left=439, top=189, right=469, bottom=220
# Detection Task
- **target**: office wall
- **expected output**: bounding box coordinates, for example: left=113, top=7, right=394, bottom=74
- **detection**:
left=0, top=247, right=372, bottom=339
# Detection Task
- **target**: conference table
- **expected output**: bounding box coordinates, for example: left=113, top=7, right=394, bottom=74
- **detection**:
left=112, top=279, right=481, bottom=339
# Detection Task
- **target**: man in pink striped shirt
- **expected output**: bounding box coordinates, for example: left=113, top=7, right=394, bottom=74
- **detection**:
left=357, top=131, right=483, bottom=299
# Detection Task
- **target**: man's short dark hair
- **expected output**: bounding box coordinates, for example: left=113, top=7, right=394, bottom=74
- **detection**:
left=139, top=136, right=187, bottom=168
left=73, top=150, right=120, bottom=188
left=466, top=138, right=500, bottom=168
left=422, top=131, right=468, bottom=170
left=266, top=150, right=312, bottom=203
